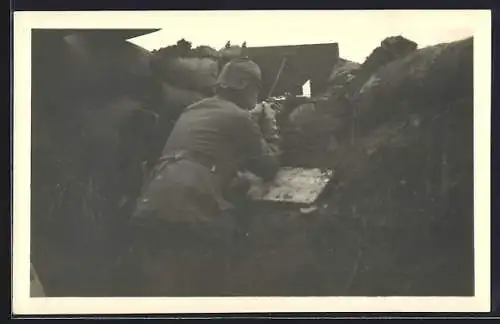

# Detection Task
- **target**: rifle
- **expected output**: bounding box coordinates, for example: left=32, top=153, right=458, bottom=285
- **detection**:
left=260, top=95, right=327, bottom=130
left=264, top=94, right=323, bottom=117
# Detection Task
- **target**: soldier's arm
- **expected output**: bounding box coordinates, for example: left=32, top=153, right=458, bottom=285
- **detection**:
left=236, top=112, right=281, bottom=181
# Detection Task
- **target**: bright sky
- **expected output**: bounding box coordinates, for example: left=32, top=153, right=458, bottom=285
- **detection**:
left=128, top=10, right=477, bottom=63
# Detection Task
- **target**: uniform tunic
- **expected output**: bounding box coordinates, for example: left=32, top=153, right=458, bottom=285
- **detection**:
left=126, top=96, right=280, bottom=296
left=133, top=95, right=279, bottom=224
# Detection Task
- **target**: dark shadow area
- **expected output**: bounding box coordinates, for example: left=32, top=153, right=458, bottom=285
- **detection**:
left=30, top=29, right=474, bottom=297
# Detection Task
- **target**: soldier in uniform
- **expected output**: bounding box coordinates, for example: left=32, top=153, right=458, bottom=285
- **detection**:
left=127, top=58, right=280, bottom=296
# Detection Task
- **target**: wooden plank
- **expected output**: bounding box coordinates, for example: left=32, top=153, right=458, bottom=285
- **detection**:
left=247, top=167, right=334, bottom=205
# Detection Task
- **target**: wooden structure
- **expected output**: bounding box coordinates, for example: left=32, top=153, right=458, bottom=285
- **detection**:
left=247, top=167, right=334, bottom=206
left=245, top=43, right=340, bottom=100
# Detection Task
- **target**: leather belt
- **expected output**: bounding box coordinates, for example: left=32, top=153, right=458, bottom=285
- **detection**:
left=140, top=150, right=222, bottom=198
left=159, top=150, right=218, bottom=173
left=151, top=150, right=239, bottom=191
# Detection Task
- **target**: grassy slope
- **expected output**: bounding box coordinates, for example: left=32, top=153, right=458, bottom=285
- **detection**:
left=225, top=37, right=474, bottom=296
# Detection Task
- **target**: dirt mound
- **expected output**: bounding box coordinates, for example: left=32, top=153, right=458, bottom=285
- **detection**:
left=326, top=59, right=361, bottom=96
left=228, top=37, right=474, bottom=296
left=151, top=39, right=220, bottom=95
left=352, top=37, right=473, bottom=135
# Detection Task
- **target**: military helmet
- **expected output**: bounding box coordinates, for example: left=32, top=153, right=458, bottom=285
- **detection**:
left=216, top=58, right=262, bottom=90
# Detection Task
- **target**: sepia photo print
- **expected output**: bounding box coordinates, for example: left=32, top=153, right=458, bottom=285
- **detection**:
left=13, top=10, right=491, bottom=314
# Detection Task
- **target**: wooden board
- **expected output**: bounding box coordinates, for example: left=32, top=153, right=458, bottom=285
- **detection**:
left=246, top=167, right=334, bottom=205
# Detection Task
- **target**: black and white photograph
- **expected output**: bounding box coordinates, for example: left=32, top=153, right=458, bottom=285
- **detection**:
left=13, top=10, right=491, bottom=314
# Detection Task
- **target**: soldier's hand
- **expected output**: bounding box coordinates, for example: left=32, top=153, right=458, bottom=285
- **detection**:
left=250, top=102, right=279, bottom=142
